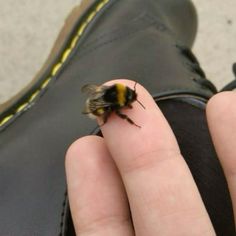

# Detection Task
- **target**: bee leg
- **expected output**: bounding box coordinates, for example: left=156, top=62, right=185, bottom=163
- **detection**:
left=115, top=110, right=141, bottom=128
left=127, top=104, right=133, bottom=109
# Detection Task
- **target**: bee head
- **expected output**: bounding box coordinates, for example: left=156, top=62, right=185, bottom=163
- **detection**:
left=124, top=86, right=136, bottom=104
left=131, top=82, right=145, bottom=109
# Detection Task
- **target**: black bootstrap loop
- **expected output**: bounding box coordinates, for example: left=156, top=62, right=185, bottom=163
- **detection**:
left=176, top=44, right=217, bottom=93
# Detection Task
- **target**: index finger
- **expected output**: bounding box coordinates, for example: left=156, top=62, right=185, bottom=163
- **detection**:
left=100, top=79, right=215, bottom=235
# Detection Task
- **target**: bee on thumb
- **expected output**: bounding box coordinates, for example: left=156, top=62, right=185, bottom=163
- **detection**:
left=81, top=82, right=145, bottom=128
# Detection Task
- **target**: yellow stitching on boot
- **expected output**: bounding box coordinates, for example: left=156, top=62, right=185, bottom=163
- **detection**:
left=78, top=22, right=87, bottom=36
left=62, top=49, right=71, bottom=63
left=52, top=63, right=62, bottom=76
left=70, top=35, right=79, bottom=49
left=96, top=2, right=105, bottom=12
left=16, top=103, right=28, bottom=113
left=0, top=115, right=14, bottom=126
left=29, top=90, right=40, bottom=102
left=0, top=0, right=110, bottom=128
left=86, top=11, right=96, bottom=24
left=41, top=78, right=51, bottom=89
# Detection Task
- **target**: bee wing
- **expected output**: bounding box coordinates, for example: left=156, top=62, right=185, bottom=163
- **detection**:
left=81, top=84, right=98, bottom=95
left=90, top=97, right=112, bottom=109
left=81, top=84, right=109, bottom=96
left=83, top=97, right=112, bottom=115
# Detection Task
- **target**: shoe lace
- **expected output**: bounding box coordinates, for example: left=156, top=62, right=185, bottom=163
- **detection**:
left=176, top=45, right=217, bottom=93
left=220, top=63, right=236, bottom=91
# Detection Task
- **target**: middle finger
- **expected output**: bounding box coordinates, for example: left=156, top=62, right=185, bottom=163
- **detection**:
left=101, top=79, right=215, bottom=235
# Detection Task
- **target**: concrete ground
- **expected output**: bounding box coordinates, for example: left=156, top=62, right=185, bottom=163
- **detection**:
left=0, top=0, right=235, bottom=104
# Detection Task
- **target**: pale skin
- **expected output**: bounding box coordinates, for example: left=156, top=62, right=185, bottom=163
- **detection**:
left=65, top=79, right=236, bottom=235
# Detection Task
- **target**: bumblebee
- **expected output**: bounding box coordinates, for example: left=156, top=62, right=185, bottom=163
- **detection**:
left=82, top=82, right=145, bottom=127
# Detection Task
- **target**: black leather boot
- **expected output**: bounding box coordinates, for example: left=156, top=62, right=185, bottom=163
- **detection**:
left=0, top=0, right=234, bottom=235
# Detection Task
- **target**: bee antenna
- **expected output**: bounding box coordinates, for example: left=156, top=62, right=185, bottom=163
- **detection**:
left=134, top=81, right=138, bottom=92
left=133, top=82, right=145, bottom=109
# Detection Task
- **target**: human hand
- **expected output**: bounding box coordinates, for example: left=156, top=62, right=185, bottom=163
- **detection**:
left=65, top=80, right=235, bottom=235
